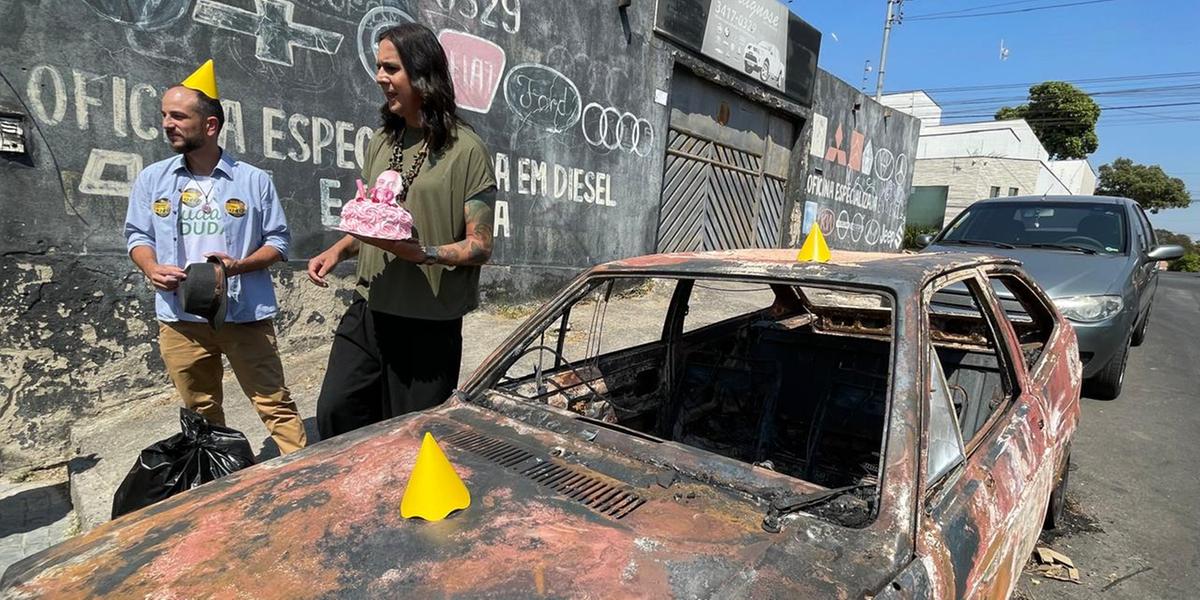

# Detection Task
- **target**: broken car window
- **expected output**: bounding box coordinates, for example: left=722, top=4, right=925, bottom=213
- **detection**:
left=490, top=275, right=895, bottom=527
left=927, top=277, right=1018, bottom=448
left=988, top=275, right=1056, bottom=370
left=927, top=343, right=966, bottom=483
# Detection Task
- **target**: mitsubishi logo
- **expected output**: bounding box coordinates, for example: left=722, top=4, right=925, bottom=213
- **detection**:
left=193, top=0, right=344, bottom=67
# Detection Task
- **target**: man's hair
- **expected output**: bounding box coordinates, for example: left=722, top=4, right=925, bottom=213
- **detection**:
left=193, top=90, right=225, bottom=132
left=376, top=23, right=463, bottom=153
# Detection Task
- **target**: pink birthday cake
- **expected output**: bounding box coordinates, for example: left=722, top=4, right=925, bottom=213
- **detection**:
left=335, top=169, right=414, bottom=240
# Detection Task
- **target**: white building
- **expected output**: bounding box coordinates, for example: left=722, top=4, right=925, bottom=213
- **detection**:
left=880, top=92, right=1097, bottom=227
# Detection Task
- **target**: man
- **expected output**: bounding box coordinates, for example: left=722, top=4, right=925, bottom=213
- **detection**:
left=124, top=60, right=306, bottom=454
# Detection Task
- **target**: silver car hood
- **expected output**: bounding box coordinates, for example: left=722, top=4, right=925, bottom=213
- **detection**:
left=928, top=245, right=1131, bottom=297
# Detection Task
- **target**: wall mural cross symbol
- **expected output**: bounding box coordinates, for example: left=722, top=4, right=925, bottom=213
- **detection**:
left=193, top=0, right=344, bottom=67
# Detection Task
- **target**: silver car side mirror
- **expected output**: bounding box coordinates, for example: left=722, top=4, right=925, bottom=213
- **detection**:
left=1147, top=244, right=1185, bottom=261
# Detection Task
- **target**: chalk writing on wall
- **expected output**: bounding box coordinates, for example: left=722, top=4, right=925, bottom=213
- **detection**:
left=580, top=103, right=655, bottom=157
left=503, top=64, right=582, bottom=134
left=23, top=64, right=372, bottom=200
left=493, top=152, right=616, bottom=207
left=355, top=5, right=415, bottom=77
left=193, top=0, right=344, bottom=66
left=805, top=107, right=911, bottom=251
left=431, top=0, right=521, bottom=34
left=81, top=0, right=190, bottom=31
left=79, top=149, right=143, bottom=197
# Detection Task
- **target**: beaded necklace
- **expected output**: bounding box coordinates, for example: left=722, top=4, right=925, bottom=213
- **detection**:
left=388, top=128, right=429, bottom=204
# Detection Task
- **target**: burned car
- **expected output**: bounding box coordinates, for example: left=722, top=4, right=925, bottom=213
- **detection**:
left=2, top=250, right=1080, bottom=599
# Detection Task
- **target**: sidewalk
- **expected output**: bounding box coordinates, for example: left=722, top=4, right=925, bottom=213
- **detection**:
left=0, top=480, right=75, bottom=577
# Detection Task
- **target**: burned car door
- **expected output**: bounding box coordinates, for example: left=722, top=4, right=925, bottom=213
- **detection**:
left=917, top=271, right=1051, bottom=599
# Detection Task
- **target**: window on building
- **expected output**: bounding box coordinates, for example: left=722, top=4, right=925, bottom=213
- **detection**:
left=989, top=186, right=1001, bottom=198
left=906, top=186, right=950, bottom=230
left=1008, top=187, right=1019, bottom=196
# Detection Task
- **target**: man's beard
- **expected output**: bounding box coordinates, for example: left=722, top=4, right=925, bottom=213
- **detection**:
left=170, top=132, right=205, bottom=154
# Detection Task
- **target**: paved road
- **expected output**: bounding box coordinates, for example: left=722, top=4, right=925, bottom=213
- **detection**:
left=1016, top=272, right=1200, bottom=598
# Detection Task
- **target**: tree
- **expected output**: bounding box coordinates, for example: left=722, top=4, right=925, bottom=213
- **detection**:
left=1174, top=253, right=1200, bottom=273
left=1155, top=229, right=1195, bottom=254
left=1096, top=158, right=1191, bottom=213
left=995, top=81, right=1100, bottom=159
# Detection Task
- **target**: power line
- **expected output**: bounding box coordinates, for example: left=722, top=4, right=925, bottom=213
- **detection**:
left=935, top=101, right=1200, bottom=120
left=906, top=0, right=1118, bottom=21
left=888, top=71, right=1200, bottom=95
left=902, top=0, right=1053, bottom=20
left=925, top=83, right=1200, bottom=110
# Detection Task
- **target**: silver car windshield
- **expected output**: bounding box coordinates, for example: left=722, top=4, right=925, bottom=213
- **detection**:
left=941, top=203, right=1128, bottom=255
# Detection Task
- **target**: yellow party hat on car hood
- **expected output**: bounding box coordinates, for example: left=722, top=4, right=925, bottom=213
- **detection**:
left=181, top=59, right=219, bottom=99
left=400, top=432, right=471, bottom=521
left=797, top=225, right=831, bottom=263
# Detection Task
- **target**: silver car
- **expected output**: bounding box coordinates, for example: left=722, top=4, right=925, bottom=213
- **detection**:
left=918, top=195, right=1184, bottom=399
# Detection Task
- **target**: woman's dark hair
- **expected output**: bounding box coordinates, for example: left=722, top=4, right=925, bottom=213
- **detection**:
left=376, top=23, right=460, bottom=153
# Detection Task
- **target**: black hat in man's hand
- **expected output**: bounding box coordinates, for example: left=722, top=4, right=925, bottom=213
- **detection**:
left=180, top=257, right=227, bottom=330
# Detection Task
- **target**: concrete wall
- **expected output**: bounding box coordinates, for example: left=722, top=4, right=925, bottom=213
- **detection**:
left=0, top=0, right=823, bottom=470
left=790, top=70, right=921, bottom=251
left=913, top=157, right=1045, bottom=224
left=1050, top=159, right=1097, bottom=195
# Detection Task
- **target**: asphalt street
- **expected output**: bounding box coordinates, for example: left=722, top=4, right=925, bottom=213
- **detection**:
left=1016, top=272, right=1200, bottom=598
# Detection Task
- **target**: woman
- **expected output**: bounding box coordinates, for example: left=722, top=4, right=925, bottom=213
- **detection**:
left=307, top=23, right=497, bottom=439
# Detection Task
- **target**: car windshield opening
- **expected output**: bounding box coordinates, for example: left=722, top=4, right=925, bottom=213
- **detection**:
left=940, top=202, right=1128, bottom=255
left=485, top=276, right=895, bottom=527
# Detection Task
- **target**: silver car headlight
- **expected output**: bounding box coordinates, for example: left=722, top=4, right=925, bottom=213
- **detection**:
left=1054, top=295, right=1124, bottom=323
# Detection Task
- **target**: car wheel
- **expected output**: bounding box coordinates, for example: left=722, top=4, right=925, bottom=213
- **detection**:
left=759, top=59, right=771, bottom=82
left=1086, top=331, right=1130, bottom=400
left=1044, top=454, right=1070, bottom=530
left=1131, top=304, right=1151, bottom=347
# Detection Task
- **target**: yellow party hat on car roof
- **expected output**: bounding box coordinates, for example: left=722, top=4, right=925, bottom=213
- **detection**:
left=400, top=432, right=471, bottom=521
left=181, top=59, right=219, bottom=99
left=797, top=225, right=831, bottom=263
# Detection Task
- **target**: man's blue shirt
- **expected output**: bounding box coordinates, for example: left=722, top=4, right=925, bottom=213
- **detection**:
left=124, top=151, right=290, bottom=323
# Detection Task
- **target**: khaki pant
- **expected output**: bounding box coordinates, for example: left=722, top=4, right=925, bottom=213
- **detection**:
left=158, top=320, right=307, bottom=454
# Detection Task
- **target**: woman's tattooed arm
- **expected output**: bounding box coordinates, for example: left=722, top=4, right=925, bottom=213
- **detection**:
left=429, top=189, right=495, bottom=266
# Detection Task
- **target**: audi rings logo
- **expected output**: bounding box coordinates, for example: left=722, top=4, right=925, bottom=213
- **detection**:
left=357, top=7, right=414, bottom=77
left=581, top=102, right=654, bottom=156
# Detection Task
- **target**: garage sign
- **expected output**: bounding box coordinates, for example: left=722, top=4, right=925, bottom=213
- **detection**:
left=654, top=0, right=821, bottom=106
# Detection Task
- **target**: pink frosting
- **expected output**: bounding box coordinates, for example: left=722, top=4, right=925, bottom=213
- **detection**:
left=335, top=175, right=413, bottom=240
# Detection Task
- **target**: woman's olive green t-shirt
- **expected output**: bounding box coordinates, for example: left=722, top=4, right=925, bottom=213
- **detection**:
left=354, top=125, right=496, bottom=320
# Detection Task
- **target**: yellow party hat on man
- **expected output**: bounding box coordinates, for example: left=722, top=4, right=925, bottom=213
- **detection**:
left=400, top=432, right=471, bottom=521
left=797, top=225, right=831, bottom=263
left=181, top=59, right=219, bottom=99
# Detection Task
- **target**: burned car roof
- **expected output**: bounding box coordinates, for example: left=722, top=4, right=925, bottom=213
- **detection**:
left=595, top=249, right=1018, bottom=291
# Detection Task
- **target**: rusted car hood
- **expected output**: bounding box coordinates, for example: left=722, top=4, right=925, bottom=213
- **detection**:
left=2, top=402, right=898, bottom=598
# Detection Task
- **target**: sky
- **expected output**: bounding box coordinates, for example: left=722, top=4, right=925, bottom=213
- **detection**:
left=787, top=0, right=1200, bottom=239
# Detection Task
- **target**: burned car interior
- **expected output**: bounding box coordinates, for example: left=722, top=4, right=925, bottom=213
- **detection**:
left=479, top=272, right=1050, bottom=527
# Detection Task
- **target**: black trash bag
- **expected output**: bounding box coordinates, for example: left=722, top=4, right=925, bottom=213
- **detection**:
left=111, top=408, right=255, bottom=519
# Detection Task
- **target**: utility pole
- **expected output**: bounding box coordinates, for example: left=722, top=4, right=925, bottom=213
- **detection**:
left=875, top=0, right=902, bottom=100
